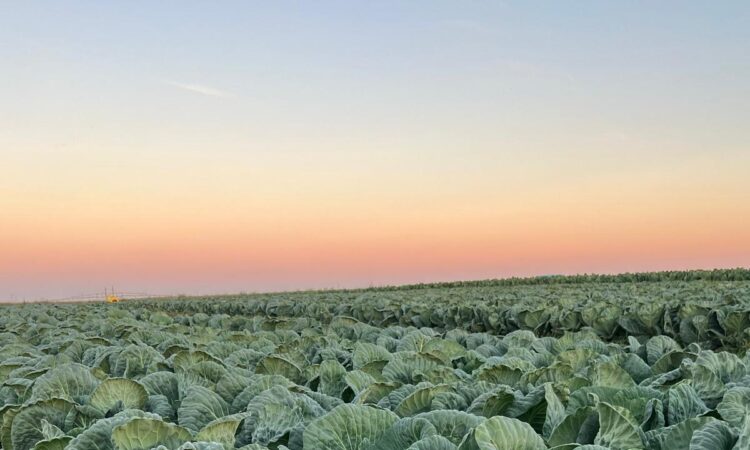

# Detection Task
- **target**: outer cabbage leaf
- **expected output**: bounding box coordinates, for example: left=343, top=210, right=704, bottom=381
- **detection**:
left=594, top=401, right=644, bottom=450
left=139, top=372, right=180, bottom=408
left=666, top=383, right=708, bottom=426
left=395, top=384, right=451, bottom=417
left=255, top=356, right=303, bottom=384
left=111, top=417, right=192, bottom=450
left=195, top=415, right=244, bottom=450
left=368, top=417, right=437, bottom=450
left=303, top=404, right=398, bottom=450
left=717, top=387, right=750, bottom=429
left=688, top=420, right=736, bottom=450
left=30, top=436, right=71, bottom=450
left=413, top=410, right=485, bottom=445
left=238, top=386, right=325, bottom=447
left=10, top=398, right=79, bottom=450
left=547, top=406, right=598, bottom=447
left=472, top=416, right=547, bottom=450
left=90, top=378, right=148, bottom=413
left=318, top=360, right=348, bottom=398
left=643, top=417, right=717, bottom=450
left=30, top=364, right=100, bottom=404
left=111, top=345, right=166, bottom=378
left=177, top=385, right=229, bottom=434
left=66, top=410, right=159, bottom=450
left=407, top=435, right=457, bottom=450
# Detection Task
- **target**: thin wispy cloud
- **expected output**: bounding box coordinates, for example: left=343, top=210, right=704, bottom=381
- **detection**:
left=165, top=81, right=230, bottom=98
left=438, top=19, right=495, bottom=36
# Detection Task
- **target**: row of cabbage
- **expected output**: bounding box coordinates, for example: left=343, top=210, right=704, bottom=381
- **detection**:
left=2, top=302, right=750, bottom=449
left=138, top=280, right=750, bottom=349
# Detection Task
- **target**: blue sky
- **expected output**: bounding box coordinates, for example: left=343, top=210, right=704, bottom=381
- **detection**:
left=1, top=1, right=749, bottom=299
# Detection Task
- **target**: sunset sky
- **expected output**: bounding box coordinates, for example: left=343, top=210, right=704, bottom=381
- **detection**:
left=1, top=1, right=749, bottom=300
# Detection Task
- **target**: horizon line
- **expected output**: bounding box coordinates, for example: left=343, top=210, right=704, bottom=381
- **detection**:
left=4, top=266, right=748, bottom=305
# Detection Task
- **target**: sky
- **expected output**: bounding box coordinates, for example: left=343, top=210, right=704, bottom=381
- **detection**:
left=1, top=1, right=749, bottom=300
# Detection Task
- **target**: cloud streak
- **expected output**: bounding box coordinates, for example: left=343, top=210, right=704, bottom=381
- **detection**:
left=437, top=19, right=495, bottom=36
left=165, top=81, right=230, bottom=98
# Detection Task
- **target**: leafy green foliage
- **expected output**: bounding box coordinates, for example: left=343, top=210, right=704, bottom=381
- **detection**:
left=0, top=271, right=749, bottom=448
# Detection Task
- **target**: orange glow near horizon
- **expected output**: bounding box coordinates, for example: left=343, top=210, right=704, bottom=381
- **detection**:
left=2, top=155, right=749, bottom=299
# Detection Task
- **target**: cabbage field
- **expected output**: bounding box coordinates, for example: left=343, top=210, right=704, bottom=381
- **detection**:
left=2, top=269, right=750, bottom=450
